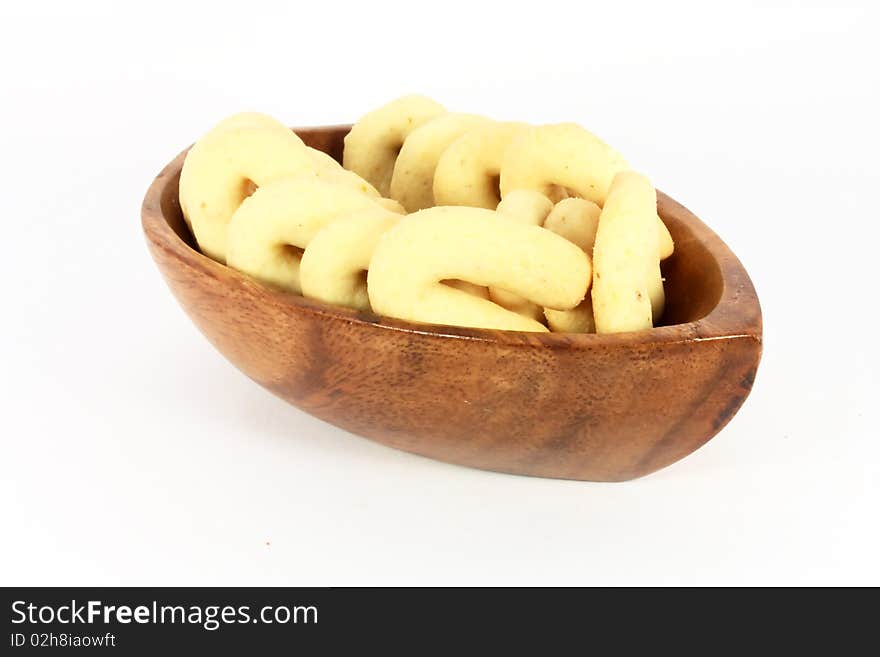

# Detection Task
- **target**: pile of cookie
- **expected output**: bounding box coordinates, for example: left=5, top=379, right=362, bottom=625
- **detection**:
left=179, top=95, right=673, bottom=333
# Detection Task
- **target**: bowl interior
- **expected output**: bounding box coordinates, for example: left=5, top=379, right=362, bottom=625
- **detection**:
left=160, top=126, right=723, bottom=328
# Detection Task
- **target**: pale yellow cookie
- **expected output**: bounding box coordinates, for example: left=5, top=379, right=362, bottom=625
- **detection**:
left=226, top=176, right=384, bottom=293
left=433, top=121, right=529, bottom=208
left=368, top=206, right=590, bottom=332
left=599, top=169, right=674, bottom=260
left=542, top=198, right=602, bottom=332
left=544, top=303, right=596, bottom=333
left=495, top=189, right=554, bottom=226
left=597, top=172, right=666, bottom=318
left=389, top=113, right=490, bottom=212
left=300, top=207, right=402, bottom=311
left=179, top=121, right=313, bottom=262
left=343, top=95, right=446, bottom=196
left=543, top=198, right=601, bottom=252
left=591, top=171, right=663, bottom=333
left=500, top=123, right=628, bottom=205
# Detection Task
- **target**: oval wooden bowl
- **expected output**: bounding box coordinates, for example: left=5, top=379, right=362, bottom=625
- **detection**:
left=142, top=125, right=762, bottom=482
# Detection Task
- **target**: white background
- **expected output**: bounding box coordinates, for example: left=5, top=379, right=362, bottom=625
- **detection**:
left=2, top=1, right=878, bottom=586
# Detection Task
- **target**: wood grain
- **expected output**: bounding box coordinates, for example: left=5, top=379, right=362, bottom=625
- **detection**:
left=141, top=125, right=762, bottom=481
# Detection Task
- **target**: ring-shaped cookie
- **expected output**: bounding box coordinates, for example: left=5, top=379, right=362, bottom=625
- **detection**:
left=598, top=168, right=674, bottom=261
left=367, top=206, right=590, bottom=332
left=179, top=121, right=314, bottom=262
left=300, top=206, right=402, bottom=311
left=591, top=171, right=664, bottom=333
left=499, top=123, right=629, bottom=206
left=542, top=198, right=602, bottom=332
left=343, top=95, right=446, bottom=196
left=225, top=176, right=385, bottom=293
left=389, top=113, right=490, bottom=212
left=433, top=121, right=529, bottom=209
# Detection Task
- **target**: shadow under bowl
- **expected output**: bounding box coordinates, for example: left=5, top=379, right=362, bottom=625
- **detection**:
left=141, top=125, right=762, bottom=482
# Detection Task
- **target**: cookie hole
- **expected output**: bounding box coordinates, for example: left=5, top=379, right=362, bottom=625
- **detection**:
left=489, top=174, right=501, bottom=207
left=240, top=178, right=258, bottom=200
left=547, top=184, right=575, bottom=204
left=441, top=279, right=488, bottom=299
left=279, top=244, right=305, bottom=261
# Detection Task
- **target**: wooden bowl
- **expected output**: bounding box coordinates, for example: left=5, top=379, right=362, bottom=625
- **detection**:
left=141, top=125, right=762, bottom=482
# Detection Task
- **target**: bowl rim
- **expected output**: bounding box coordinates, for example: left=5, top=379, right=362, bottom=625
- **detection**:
left=141, top=125, right=762, bottom=350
